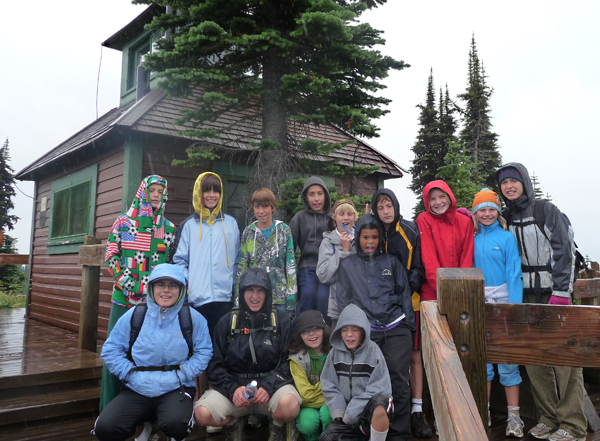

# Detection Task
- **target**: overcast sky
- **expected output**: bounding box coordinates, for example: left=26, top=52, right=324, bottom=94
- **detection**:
left=1, top=1, right=599, bottom=261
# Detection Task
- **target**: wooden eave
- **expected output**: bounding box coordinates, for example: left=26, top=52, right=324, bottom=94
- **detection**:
left=101, top=4, right=165, bottom=52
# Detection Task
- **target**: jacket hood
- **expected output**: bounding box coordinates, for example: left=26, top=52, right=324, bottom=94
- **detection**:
left=301, top=177, right=331, bottom=214
left=238, top=267, right=273, bottom=315
left=127, top=175, right=169, bottom=227
left=330, top=304, right=371, bottom=352
left=354, top=213, right=383, bottom=257
left=495, top=162, right=535, bottom=210
left=371, top=188, right=401, bottom=228
left=147, top=263, right=187, bottom=309
left=423, top=180, right=457, bottom=217
left=193, top=172, right=224, bottom=217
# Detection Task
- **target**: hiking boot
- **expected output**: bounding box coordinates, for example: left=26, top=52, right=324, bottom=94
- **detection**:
left=505, top=414, right=524, bottom=438
left=410, top=412, right=433, bottom=438
left=547, top=429, right=586, bottom=441
left=268, top=421, right=286, bottom=441
left=247, top=414, right=264, bottom=429
left=135, top=422, right=152, bottom=441
left=528, top=423, right=555, bottom=440
left=223, top=418, right=242, bottom=441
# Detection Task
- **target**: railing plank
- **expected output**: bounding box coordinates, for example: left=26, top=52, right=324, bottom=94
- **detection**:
left=486, top=303, right=600, bottom=367
left=421, top=301, right=488, bottom=441
left=0, top=254, right=30, bottom=265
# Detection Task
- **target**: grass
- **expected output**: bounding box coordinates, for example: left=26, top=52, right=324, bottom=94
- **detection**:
left=0, top=291, right=26, bottom=309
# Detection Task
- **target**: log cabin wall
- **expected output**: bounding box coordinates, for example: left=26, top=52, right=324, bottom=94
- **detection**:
left=29, top=146, right=125, bottom=340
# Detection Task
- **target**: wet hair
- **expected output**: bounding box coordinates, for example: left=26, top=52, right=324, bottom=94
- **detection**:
left=375, top=193, right=393, bottom=206
left=473, top=214, right=508, bottom=234
left=252, top=188, right=277, bottom=209
left=201, top=174, right=222, bottom=194
left=288, top=325, right=333, bottom=355
left=359, top=222, right=380, bottom=234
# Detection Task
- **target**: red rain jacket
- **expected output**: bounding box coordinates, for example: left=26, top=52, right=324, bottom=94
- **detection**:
left=416, top=180, right=474, bottom=301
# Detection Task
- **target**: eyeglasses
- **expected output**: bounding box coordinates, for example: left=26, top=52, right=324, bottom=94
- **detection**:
left=154, top=283, right=180, bottom=291
left=301, top=326, right=321, bottom=335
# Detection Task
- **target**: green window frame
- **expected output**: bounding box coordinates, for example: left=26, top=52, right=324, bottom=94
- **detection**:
left=213, top=162, right=252, bottom=233
left=47, top=164, right=98, bottom=254
left=126, top=37, right=152, bottom=91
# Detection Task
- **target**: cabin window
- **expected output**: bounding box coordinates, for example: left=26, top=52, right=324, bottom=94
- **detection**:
left=213, top=162, right=252, bottom=233
left=126, top=38, right=151, bottom=91
left=47, top=164, right=97, bottom=254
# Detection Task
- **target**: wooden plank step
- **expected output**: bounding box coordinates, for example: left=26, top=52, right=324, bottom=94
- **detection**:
left=0, top=385, right=100, bottom=426
left=0, top=364, right=103, bottom=390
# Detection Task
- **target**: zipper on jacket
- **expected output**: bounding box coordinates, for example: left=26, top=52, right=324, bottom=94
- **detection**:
left=349, top=351, right=354, bottom=397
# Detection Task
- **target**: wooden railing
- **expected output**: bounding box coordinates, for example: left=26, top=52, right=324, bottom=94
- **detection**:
left=77, top=236, right=105, bottom=352
left=422, top=268, right=600, bottom=441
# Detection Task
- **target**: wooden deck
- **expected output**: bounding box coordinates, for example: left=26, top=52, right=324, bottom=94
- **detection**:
left=0, top=308, right=598, bottom=440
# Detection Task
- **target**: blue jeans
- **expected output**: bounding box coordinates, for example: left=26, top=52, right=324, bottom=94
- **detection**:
left=296, top=267, right=330, bottom=324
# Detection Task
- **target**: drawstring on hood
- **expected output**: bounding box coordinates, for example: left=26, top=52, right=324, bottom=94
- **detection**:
left=192, top=172, right=230, bottom=266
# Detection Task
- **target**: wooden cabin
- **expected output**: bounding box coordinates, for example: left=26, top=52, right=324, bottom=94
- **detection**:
left=15, top=5, right=406, bottom=341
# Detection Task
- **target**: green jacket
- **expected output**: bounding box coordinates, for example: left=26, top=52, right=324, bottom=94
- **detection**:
left=237, top=220, right=296, bottom=305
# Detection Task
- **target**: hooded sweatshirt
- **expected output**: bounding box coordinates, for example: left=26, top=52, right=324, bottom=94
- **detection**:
left=495, top=163, right=575, bottom=301
left=237, top=220, right=297, bottom=305
left=336, top=214, right=415, bottom=331
left=371, top=189, right=425, bottom=311
left=290, top=177, right=332, bottom=270
left=101, top=263, right=213, bottom=397
left=207, top=267, right=294, bottom=400
left=416, top=180, right=474, bottom=301
left=320, top=304, right=391, bottom=425
left=105, top=175, right=178, bottom=307
left=173, top=172, right=240, bottom=307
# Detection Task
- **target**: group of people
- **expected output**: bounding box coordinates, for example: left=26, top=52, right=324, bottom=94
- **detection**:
left=93, top=162, right=585, bottom=441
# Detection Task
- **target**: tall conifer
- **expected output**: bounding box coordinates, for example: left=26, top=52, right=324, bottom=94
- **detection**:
left=409, top=69, right=443, bottom=218
left=457, top=36, right=501, bottom=189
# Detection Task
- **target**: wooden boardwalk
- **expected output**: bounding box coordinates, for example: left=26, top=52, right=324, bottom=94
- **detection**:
left=0, top=308, right=598, bottom=440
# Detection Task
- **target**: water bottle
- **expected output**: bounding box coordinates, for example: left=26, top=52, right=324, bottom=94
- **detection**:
left=242, top=380, right=258, bottom=401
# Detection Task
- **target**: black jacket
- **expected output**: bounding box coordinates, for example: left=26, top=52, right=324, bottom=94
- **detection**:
left=207, top=268, right=293, bottom=400
left=371, top=189, right=424, bottom=294
left=336, top=214, right=415, bottom=330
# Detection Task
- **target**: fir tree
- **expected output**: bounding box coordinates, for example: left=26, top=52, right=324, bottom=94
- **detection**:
left=436, top=142, right=480, bottom=210
left=0, top=139, right=25, bottom=296
left=531, top=172, right=544, bottom=199
left=409, top=69, right=444, bottom=218
left=138, top=0, right=406, bottom=198
left=440, top=84, right=458, bottom=152
left=457, top=35, right=501, bottom=189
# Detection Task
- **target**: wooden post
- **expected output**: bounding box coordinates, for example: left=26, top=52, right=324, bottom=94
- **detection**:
left=78, top=236, right=103, bottom=352
left=421, top=301, right=488, bottom=440
left=437, top=268, right=487, bottom=427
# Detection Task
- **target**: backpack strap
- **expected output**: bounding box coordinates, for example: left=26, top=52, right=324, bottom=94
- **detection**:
left=128, top=304, right=148, bottom=362
left=178, top=303, right=194, bottom=358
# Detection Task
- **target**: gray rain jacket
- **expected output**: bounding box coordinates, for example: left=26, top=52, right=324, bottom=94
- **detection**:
left=496, top=162, right=575, bottom=301
left=320, top=304, right=391, bottom=425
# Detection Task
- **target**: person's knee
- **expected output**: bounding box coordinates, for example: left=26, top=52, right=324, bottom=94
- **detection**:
left=94, top=415, right=131, bottom=441
left=194, top=405, right=215, bottom=426
left=371, top=405, right=389, bottom=431
left=296, top=408, right=320, bottom=435
left=159, top=409, right=193, bottom=440
left=274, top=394, right=300, bottom=421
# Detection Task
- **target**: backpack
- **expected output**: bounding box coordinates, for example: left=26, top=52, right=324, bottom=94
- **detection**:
left=228, top=306, right=280, bottom=341
left=504, top=199, right=587, bottom=286
left=127, top=302, right=194, bottom=371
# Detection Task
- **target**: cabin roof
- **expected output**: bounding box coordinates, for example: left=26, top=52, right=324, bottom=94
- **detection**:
left=16, top=86, right=406, bottom=181
left=102, top=4, right=165, bottom=52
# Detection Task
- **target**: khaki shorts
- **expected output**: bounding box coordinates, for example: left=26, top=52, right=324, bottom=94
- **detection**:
left=194, top=385, right=301, bottom=423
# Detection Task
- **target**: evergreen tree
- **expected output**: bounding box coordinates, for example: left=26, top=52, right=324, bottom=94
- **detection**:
left=531, top=172, right=544, bottom=199
left=0, top=139, right=25, bottom=296
left=409, top=69, right=444, bottom=218
left=436, top=141, right=480, bottom=210
left=440, top=84, right=458, bottom=151
left=138, top=0, right=406, bottom=197
left=457, top=36, right=501, bottom=189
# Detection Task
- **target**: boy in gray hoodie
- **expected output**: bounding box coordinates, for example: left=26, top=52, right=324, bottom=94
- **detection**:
left=290, top=177, right=332, bottom=321
left=319, top=304, right=392, bottom=441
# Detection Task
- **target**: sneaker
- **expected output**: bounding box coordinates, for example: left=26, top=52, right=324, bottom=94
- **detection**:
left=135, top=423, right=152, bottom=441
left=528, top=423, right=555, bottom=440
left=488, top=407, right=492, bottom=427
left=547, top=429, right=586, bottom=441
left=268, top=421, right=286, bottom=441
left=206, top=425, right=223, bottom=433
left=505, top=414, right=524, bottom=438
left=410, top=412, right=433, bottom=438
left=223, top=418, right=242, bottom=441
